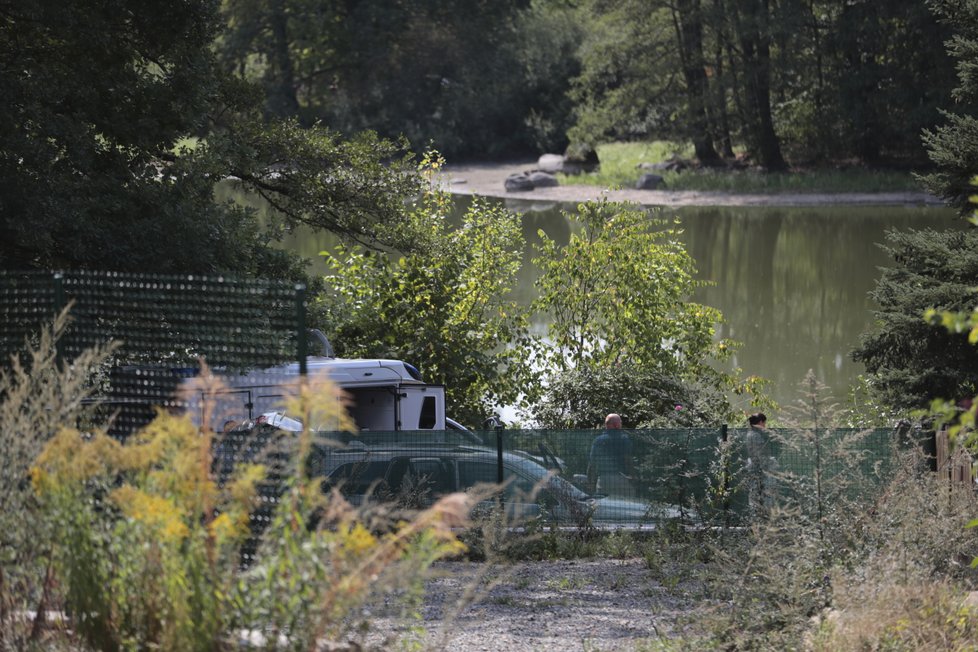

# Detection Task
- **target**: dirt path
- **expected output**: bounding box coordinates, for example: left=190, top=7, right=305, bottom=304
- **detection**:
left=364, top=558, right=704, bottom=651
left=438, top=161, right=942, bottom=208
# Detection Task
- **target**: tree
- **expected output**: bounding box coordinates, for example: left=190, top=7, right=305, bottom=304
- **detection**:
left=720, top=0, right=786, bottom=170
left=529, top=200, right=748, bottom=426
left=569, top=1, right=706, bottom=154
left=854, top=1, right=978, bottom=413
left=674, top=0, right=722, bottom=165
left=315, top=158, right=533, bottom=427
left=920, top=0, right=978, bottom=213
left=569, top=0, right=955, bottom=168
left=218, top=0, right=576, bottom=159
left=831, top=1, right=954, bottom=165
left=852, top=228, right=978, bottom=410
left=533, top=200, right=728, bottom=374
left=0, top=0, right=427, bottom=277
left=531, top=361, right=732, bottom=429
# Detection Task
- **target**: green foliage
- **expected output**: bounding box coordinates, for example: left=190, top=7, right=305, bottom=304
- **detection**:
left=530, top=361, right=731, bottom=429
left=20, top=357, right=472, bottom=650
left=564, top=142, right=921, bottom=192
left=316, top=155, right=534, bottom=427
left=825, top=0, right=955, bottom=165
left=533, top=200, right=728, bottom=374
left=923, top=285, right=978, bottom=485
left=33, top=415, right=258, bottom=651
left=858, top=0, right=978, bottom=419
left=571, top=0, right=952, bottom=169
left=568, top=2, right=682, bottom=147
left=701, top=373, right=898, bottom=648
left=529, top=200, right=748, bottom=425
left=772, top=373, right=885, bottom=544
left=853, top=228, right=978, bottom=411
left=202, top=116, right=428, bottom=254
left=0, top=0, right=427, bottom=278
left=837, top=374, right=909, bottom=428
left=219, top=0, right=580, bottom=158
left=921, top=0, right=978, bottom=214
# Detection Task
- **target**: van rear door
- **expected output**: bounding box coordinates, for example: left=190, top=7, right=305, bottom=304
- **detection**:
left=397, top=385, right=445, bottom=430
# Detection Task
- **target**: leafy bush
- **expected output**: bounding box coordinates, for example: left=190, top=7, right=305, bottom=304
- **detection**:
left=530, top=361, right=731, bottom=429
left=317, top=153, right=534, bottom=427
left=527, top=199, right=764, bottom=427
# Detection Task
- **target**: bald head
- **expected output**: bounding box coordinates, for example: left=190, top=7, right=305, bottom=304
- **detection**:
left=604, top=413, right=622, bottom=429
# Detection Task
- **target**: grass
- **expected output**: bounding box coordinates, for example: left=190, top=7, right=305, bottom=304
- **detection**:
left=559, top=141, right=924, bottom=194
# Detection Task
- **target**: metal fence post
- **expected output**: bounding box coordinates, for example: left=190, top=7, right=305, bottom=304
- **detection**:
left=53, top=272, right=65, bottom=365
left=496, top=423, right=505, bottom=485
left=296, top=283, right=307, bottom=376
left=719, top=424, right=730, bottom=519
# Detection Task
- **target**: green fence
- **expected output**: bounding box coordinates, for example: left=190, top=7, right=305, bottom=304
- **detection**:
left=303, top=426, right=906, bottom=530
left=2, top=270, right=920, bottom=552
left=1, top=269, right=307, bottom=437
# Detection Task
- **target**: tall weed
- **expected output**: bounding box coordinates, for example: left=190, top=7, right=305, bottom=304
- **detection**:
left=0, top=308, right=117, bottom=649
left=701, top=372, right=890, bottom=649
left=21, top=346, right=477, bottom=650
left=808, top=456, right=978, bottom=650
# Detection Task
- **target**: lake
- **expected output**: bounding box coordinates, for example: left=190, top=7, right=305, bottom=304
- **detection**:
left=225, top=180, right=959, bottom=412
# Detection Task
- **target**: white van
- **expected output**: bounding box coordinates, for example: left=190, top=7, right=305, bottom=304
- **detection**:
left=188, top=355, right=450, bottom=433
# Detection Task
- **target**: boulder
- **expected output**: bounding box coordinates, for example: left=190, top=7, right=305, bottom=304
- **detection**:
left=637, top=157, right=688, bottom=172
left=504, top=173, right=535, bottom=192
left=528, top=171, right=559, bottom=187
left=537, top=154, right=565, bottom=173
left=562, top=143, right=600, bottom=175
left=636, top=173, right=665, bottom=190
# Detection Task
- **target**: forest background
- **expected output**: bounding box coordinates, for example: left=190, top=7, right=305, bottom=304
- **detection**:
left=8, top=2, right=978, bottom=649
left=4, top=0, right=978, bottom=425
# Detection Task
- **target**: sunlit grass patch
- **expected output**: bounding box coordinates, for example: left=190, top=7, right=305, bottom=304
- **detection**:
left=561, top=141, right=922, bottom=194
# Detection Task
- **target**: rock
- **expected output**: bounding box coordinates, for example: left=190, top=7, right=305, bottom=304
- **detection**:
left=537, top=154, right=565, bottom=173
left=504, top=173, right=535, bottom=192
left=528, top=171, right=559, bottom=187
left=562, top=143, right=600, bottom=175
left=636, top=173, right=665, bottom=190
left=637, top=157, right=688, bottom=172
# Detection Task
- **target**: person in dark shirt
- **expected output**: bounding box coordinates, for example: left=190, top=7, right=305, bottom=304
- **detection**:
left=587, top=413, right=635, bottom=497
left=745, top=412, right=777, bottom=516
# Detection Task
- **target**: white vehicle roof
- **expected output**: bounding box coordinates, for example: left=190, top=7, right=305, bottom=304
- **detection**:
left=307, top=357, right=426, bottom=387
left=225, top=356, right=427, bottom=389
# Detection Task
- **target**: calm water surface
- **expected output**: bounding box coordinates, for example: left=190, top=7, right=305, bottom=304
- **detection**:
left=231, top=180, right=959, bottom=411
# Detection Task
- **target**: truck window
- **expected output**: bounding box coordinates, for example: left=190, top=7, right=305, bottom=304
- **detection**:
left=419, top=396, right=437, bottom=429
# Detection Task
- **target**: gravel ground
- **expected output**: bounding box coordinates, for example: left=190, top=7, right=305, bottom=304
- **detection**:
left=363, top=557, right=705, bottom=651
left=436, top=160, right=940, bottom=207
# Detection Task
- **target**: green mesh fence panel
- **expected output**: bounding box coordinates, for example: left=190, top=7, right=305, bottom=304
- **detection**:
left=0, top=271, right=920, bottom=550
left=250, top=426, right=903, bottom=528
left=0, top=270, right=305, bottom=439
left=1, top=270, right=312, bottom=566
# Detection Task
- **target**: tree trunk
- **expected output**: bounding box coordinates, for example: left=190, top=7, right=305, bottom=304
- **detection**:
left=674, top=0, right=722, bottom=166
left=710, top=11, right=736, bottom=158
left=728, top=0, right=787, bottom=170
left=265, top=0, right=301, bottom=119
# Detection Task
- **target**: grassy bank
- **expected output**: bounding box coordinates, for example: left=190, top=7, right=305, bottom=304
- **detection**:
left=560, top=141, right=925, bottom=194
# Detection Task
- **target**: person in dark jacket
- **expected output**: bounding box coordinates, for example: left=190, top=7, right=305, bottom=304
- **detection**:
left=587, top=413, right=635, bottom=497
